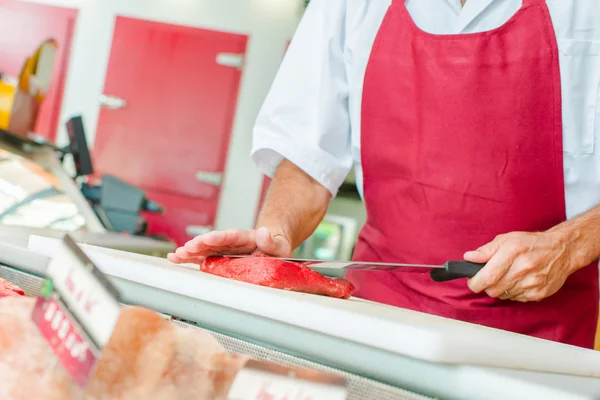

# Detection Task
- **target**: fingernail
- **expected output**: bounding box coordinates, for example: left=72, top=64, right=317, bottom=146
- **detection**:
left=175, top=248, right=188, bottom=257
left=256, top=227, right=271, bottom=239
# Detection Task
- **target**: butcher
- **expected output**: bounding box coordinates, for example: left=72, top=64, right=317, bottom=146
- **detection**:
left=170, top=0, right=600, bottom=348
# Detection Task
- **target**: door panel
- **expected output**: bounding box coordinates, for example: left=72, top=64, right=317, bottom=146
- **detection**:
left=93, top=17, right=247, bottom=199
left=94, top=17, right=247, bottom=245
left=0, top=0, right=76, bottom=141
left=142, top=190, right=213, bottom=247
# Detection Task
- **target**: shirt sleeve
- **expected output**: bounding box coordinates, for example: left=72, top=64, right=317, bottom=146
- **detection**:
left=251, top=0, right=352, bottom=197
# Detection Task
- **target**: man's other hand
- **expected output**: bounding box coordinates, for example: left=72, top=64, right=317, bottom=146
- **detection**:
left=464, top=231, right=577, bottom=302
left=167, top=227, right=292, bottom=265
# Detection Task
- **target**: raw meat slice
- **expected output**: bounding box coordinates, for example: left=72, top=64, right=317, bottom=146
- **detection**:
left=0, top=278, right=25, bottom=297
left=0, top=297, right=248, bottom=400
left=202, top=254, right=355, bottom=299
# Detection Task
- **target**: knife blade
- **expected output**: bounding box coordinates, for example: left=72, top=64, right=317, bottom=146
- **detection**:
left=222, top=256, right=485, bottom=282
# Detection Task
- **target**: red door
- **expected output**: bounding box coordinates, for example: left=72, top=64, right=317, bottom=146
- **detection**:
left=93, top=17, right=247, bottom=246
left=0, top=0, right=76, bottom=141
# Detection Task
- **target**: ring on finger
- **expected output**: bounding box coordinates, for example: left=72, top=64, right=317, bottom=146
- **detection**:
left=504, top=290, right=513, bottom=298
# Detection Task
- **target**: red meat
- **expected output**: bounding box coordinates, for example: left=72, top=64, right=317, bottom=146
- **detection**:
left=0, top=297, right=248, bottom=399
left=201, top=254, right=355, bottom=299
left=0, top=279, right=25, bottom=298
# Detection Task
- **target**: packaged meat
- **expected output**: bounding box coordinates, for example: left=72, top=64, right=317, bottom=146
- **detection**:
left=0, top=278, right=25, bottom=297
left=202, top=254, right=355, bottom=299
left=86, top=306, right=248, bottom=399
left=0, top=297, right=247, bottom=399
left=0, top=297, right=82, bottom=400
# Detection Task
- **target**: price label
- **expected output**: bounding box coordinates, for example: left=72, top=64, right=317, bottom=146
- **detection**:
left=31, top=296, right=97, bottom=387
left=32, top=234, right=121, bottom=387
left=44, top=235, right=121, bottom=350
left=228, top=360, right=347, bottom=400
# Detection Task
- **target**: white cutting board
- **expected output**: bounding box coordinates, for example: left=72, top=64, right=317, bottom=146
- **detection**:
left=28, top=235, right=600, bottom=378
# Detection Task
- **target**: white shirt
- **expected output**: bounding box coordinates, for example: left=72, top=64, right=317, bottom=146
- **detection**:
left=251, top=0, right=600, bottom=219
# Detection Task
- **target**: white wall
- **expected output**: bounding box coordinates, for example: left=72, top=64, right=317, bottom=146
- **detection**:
left=22, top=0, right=304, bottom=230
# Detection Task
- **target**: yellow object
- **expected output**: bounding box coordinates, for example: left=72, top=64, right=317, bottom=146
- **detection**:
left=18, top=38, right=57, bottom=103
left=0, top=79, right=16, bottom=129
left=594, top=310, right=600, bottom=350
left=3, top=39, right=58, bottom=136
left=0, top=39, right=57, bottom=131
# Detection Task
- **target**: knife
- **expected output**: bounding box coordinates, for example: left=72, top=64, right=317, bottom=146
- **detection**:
left=222, top=256, right=485, bottom=282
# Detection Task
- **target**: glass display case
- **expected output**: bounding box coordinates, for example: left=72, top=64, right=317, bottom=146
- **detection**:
left=0, top=129, right=175, bottom=256
left=0, top=148, right=86, bottom=231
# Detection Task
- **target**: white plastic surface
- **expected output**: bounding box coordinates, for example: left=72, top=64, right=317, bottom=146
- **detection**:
left=28, top=235, right=600, bottom=378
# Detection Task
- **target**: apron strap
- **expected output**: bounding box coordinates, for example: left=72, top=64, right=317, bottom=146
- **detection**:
left=522, top=0, right=546, bottom=6
left=394, top=0, right=545, bottom=9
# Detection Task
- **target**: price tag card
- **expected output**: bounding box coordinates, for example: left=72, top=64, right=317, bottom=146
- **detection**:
left=32, top=234, right=121, bottom=387
left=31, top=295, right=97, bottom=387
left=228, top=360, right=348, bottom=400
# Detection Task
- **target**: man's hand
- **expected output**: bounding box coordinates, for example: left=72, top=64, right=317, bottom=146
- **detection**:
left=168, top=160, right=330, bottom=265
left=465, top=205, right=600, bottom=302
left=167, top=227, right=292, bottom=265
left=464, top=231, right=577, bottom=302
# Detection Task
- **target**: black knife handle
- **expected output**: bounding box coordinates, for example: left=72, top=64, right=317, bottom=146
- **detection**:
left=430, top=261, right=486, bottom=282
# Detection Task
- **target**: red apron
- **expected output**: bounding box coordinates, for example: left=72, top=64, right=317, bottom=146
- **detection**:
left=349, top=0, right=599, bottom=348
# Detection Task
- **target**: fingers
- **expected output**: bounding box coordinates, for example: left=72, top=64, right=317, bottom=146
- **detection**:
left=168, top=227, right=291, bottom=264
left=167, top=252, right=207, bottom=265
left=464, top=235, right=507, bottom=263
left=174, top=229, right=258, bottom=260
left=254, top=227, right=272, bottom=252
left=482, top=250, right=552, bottom=300
left=185, top=229, right=256, bottom=253
left=498, top=273, right=553, bottom=302
left=168, top=229, right=257, bottom=264
left=255, top=227, right=292, bottom=257
left=466, top=231, right=569, bottom=303
left=465, top=236, right=510, bottom=293
left=167, top=253, right=184, bottom=263
left=487, top=257, right=533, bottom=298
left=467, top=246, right=514, bottom=294
left=485, top=267, right=523, bottom=299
